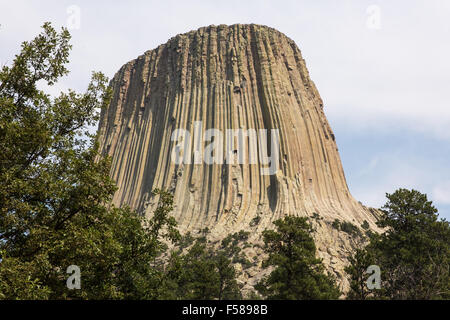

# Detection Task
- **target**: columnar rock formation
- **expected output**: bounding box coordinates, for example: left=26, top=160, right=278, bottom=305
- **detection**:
left=97, top=24, right=379, bottom=289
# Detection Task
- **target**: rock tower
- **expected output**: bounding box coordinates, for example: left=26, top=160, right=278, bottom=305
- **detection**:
left=97, top=24, right=379, bottom=289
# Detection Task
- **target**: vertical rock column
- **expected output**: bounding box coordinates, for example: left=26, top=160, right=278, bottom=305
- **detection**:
left=97, top=24, right=377, bottom=236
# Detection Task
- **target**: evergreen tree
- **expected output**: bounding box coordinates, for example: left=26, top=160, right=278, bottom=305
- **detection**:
left=160, top=235, right=242, bottom=300
left=344, top=248, right=376, bottom=300
left=256, top=216, right=341, bottom=299
left=346, top=189, right=450, bottom=299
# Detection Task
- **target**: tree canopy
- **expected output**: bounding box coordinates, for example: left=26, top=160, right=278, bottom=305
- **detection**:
left=346, top=189, right=450, bottom=300
left=0, top=23, right=179, bottom=299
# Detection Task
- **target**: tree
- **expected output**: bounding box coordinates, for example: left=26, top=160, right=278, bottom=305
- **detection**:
left=344, top=249, right=376, bottom=300
left=346, top=189, right=450, bottom=300
left=0, top=23, right=179, bottom=299
left=159, top=233, right=242, bottom=300
left=256, top=216, right=341, bottom=299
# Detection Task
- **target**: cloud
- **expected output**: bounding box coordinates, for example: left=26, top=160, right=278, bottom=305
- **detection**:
left=350, top=155, right=428, bottom=207
left=3, top=1, right=449, bottom=140
left=433, top=181, right=450, bottom=205
left=339, top=133, right=450, bottom=220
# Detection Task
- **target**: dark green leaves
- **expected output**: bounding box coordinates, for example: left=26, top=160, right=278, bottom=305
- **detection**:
left=256, top=216, right=341, bottom=300
left=346, top=189, right=450, bottom=300
left=0, top=23, right=179, bottom=299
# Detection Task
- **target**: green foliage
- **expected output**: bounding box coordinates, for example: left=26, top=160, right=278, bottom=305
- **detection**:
left=340, top=221, right=362, bottom=237
left=250, top=214, right=261, bottom=227
left=220, top=230, right=253, bottom=269
left=331, top=219, right=340, bottom=230
left=331, top=219, right=363, bottom=238
left=147, top=189, right=180, bottom=244
left=344, top=249, right=376, bottom=300
left=221, top=230, right=250, bottom=248
left=361, top=220, right=370, bottom=230
left=178, top=232, right=195, bottom=250
left=0, top=23, right=179, bottom=299
left=160, top=238, right=242, bottom=300
left=157, top=229, right=255, bottom=300
left=346, top=189, right=450, bottom=300
left=256, top=216, right=341, bottom=299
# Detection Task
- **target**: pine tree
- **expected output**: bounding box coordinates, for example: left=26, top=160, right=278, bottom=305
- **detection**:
left=256, top=216, right=341, bottom=299
left=346, top=189, right=450, bottom=299
left=160, top=235, right=242, bottom=300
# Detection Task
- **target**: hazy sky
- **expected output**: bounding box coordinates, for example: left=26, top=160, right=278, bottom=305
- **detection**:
left=1, top=0, right=449, bottom=219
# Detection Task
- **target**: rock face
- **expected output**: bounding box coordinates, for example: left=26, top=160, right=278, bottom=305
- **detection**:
left=97, top=24, right=379, bottom=291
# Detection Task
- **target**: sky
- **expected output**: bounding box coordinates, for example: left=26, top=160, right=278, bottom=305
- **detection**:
left=1, top=0, right=449, bottom=220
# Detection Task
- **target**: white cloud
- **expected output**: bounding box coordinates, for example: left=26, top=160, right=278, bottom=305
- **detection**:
left=352, top=157, right=427, bottom=207
left=2, top=1, right=449, bottom=140
left=433, top=181, right=450, bottom=205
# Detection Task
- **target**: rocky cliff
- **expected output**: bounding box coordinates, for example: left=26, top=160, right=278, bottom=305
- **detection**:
left=97, top=24, right=379, bottom=292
